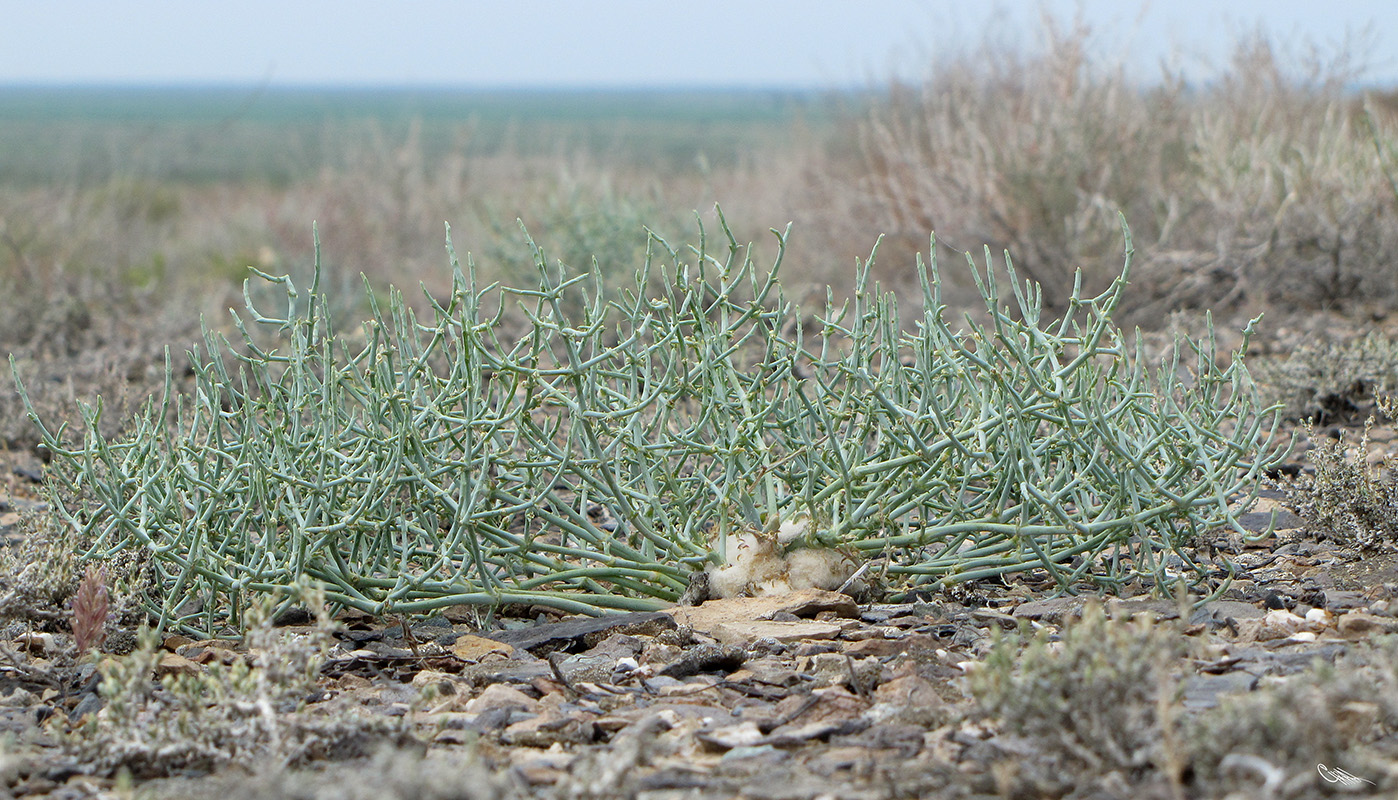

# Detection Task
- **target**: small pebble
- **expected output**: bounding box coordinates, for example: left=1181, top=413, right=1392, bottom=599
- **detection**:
left=1305, top=608, right=1332, bottom=626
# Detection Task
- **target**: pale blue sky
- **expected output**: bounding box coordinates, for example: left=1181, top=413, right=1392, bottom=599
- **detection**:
left=1, top=1, right=1395, bottom=88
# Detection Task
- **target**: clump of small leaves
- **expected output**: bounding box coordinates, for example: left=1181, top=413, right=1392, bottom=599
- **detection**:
left=1284, top=411, right=1398, bottom=551
left=1186, top=637, right=1398, bottom=797
left=67, top=590, right=404, bottom=778
left=0, top=502, right=146, bottom=635
left=484, top=184, right=679, bottom=319
left=0, top=510, right=82, bottom=628
left=969, top=603, right=1188, bottom=793
left=1252, top=331, right=1398, bottom=424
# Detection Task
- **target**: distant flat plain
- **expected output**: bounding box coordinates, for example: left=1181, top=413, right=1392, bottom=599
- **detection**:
left=0, top=86, right=845, bottom=185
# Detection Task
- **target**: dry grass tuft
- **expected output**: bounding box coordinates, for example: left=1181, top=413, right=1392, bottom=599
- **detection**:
left=832, top=18, right=1398, bottom=323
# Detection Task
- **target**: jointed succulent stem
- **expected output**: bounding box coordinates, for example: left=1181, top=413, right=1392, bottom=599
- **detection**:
left=13, top=213, right=1286, bottom=636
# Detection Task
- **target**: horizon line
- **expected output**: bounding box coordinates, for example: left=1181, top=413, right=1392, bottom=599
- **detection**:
left=0, top=80, right=876, bottom=93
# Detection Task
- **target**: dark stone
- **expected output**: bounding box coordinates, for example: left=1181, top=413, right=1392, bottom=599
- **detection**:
left=860, top=604, right=917, bottom=624
left=1257, top=643, right=1347, bottom=675
left=468, top=706, right=519, bottom=732
left=272, top=606, right=315, bottom=626
left=361, top=641, right=416, bottom=659
left=11, top=465, right=42, bottom=484
left=1239, top=509, right=1303, bottom=532
left=1107, top=598, right=1180, bottom=620
left=747, top=637, right=787, bottom=656
left=637, top=768, right=719, bottom=790
left=1183, top=671, right=1259, bottom=710
left=1012, top=595, right=1089, bottom=624
left=1322, top=590, right=1369, bottom=611
left=484, top=611, right=676, bottom=655
left=660, top=643, right=747, bottom=678
left=457, top=658, right=552, bottom=687
left=1191, top=599, right=1264, bottom=626
left=1297, top=586, right=1327, bottom=609
left=830, top=723, right=925, bottom=757
left=791, top=641, right=840, bottom=657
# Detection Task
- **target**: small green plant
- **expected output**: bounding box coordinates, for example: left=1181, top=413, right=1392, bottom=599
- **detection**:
left=13, top=216, right=1284, bottom=635
left=68, top=589, right=402, bottom=778
left=483, top=183, right=678, bottom=319
left=1253, top=331, right=1398, bottom=424
left=1284, top=402, right=1398, bottom=550
left=971, top=603, right=1187, bottom=785
left=1186, top=637, right=1398, bottom=796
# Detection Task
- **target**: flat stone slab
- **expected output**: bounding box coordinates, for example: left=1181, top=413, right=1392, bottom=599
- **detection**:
left=1012, top=595, right=1090, bottom=623
left=1238, top=508, right=1304, bottom=533
left=712, top=620, right=845, bottom=646
left=1106, top=597, right=1180, bottom=620
left=666, top=588, right=858, bottom=635
left=1191, top=600, right=1265, bottom=626
left=1183, top=671, right=1259, bottom=710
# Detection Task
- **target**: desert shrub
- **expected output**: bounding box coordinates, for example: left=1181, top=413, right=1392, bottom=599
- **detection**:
left=0, top=509, right=84, bottom=627
left=969, top=603, right=1188, bottom=794
left=975, top=606, right=1182, bottom=753
left=1187, top=637, right=1398, bottom=797
left=286, top=119, right=474, bottom=289
left=13, top=218, right=1284, bottom=635
left=1252, top=331, right=1398, bottom=424
left=0, top=180, right=240, bottom=454
left=854, top=18, right=1189, bottom=310
left=1284, top=405, right=1398, bottom=551
left=0, top=506, right=147, bottom=633
left=972, top=609, right=1398, bottom=798
left=223, top=746, right=511, bottom=800
left=67, top=594, right=405, bottom=779
left=482, top=182, right=682, bottom=315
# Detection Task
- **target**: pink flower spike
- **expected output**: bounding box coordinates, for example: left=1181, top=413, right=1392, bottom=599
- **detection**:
left=71, top=565, right=109, bottom=656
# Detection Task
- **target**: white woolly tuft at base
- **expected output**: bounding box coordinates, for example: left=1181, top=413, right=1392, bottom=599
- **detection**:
left=783, top=548, right=858, bottom=591
left=776, top=514, right=810, bottom=546
left=705, top=527, right=860, bottom=598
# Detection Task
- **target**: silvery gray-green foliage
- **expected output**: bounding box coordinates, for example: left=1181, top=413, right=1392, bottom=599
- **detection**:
left=971, top=604, right=1185, bottom=780
left=1285, top=409, right=1398, bottom=551
left=1253, top=330, right=1398, bottom=424
left=69, top=593, right=403, bottom=778
left=14, top=214, right=1285, bottom=635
